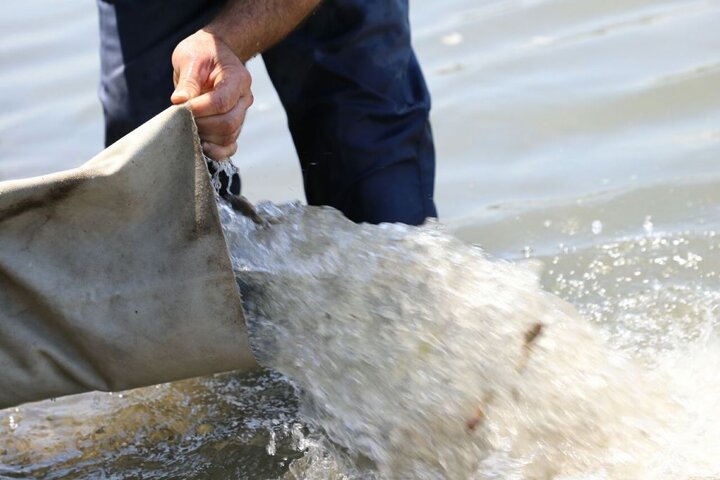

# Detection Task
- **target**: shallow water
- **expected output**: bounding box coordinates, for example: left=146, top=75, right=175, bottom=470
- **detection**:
left=1, top=0, right=720, bottom=478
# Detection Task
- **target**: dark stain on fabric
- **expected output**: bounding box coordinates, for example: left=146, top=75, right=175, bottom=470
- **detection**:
left=0, top=178, right=84, bottom=224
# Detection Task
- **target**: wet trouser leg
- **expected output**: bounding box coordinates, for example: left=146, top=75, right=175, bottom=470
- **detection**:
left=97, top=0, right=437, bottom=225
left=263, top=0, right=437, bottom=225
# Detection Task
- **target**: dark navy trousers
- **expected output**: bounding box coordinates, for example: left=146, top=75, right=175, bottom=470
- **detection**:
left=97, top=0, right=437, bottom=225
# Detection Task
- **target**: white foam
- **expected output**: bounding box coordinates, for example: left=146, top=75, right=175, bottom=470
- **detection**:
left=221, top=202, right=720, bottom=479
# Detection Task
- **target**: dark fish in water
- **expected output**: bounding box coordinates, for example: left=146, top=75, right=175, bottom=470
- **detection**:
left=205, top=157, right=266, bottom=225
left=221, top=190, right=266, bottom=226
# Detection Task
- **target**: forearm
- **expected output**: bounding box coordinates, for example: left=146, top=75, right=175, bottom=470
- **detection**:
left=204, top=0, right=324, bottom=62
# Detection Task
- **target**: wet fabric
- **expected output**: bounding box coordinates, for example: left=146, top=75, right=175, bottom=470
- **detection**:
left=0, top=106, right=256, bottom=409
left=97, top=0, right=437, bottom=225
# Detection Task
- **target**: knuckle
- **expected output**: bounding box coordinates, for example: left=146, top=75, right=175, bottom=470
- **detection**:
left=211, top=93, right=232, bottom=114
left=171, top=48, right=184, bottom=66
left=218, top=117, right=238, bottom=135
left=184, top=78, right=201, bottom=93
left=238, top=69, right=252, bottom=90
left=171, top=48, right=192, bottom=71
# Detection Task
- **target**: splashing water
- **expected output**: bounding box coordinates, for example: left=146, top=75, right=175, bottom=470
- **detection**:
left=220, top=202, right=720, bottom=480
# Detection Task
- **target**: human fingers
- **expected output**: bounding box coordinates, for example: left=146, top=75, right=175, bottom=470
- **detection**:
left=170, top=50, right=209, bottom=104
left=186, top=63, right=251, bottom=118
left=201, top=140, right=238, bottom=160
left=195, top=95, right=251, bottom=146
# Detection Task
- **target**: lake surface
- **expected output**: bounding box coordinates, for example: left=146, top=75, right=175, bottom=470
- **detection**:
left=1, top=0, right=719, bottom=478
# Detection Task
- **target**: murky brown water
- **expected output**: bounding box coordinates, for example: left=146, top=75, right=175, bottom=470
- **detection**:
left=1, top=0, right=719, bottom=478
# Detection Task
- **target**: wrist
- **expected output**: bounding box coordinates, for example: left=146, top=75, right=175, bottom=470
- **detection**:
left=202, top=23, right=252, bottom=63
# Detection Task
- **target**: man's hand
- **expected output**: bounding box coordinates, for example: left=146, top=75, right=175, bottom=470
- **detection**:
left=170, top=29, right=253, bottom=160
left=171, top=0, right=321, bottom=159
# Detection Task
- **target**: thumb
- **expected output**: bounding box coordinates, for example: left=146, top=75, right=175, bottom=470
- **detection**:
left=171, top=65, right=203, bottom=104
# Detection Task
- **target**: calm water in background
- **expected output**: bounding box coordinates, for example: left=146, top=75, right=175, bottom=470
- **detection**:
left=3, top=0, right=719, bottom=241
left=1, top=0, right=720, bottom=478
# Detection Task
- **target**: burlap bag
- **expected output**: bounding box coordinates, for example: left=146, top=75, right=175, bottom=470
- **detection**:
left=0, top=106, right=256, bottom=409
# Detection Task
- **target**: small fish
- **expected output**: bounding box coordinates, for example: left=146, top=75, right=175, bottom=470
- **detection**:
left=221, top=191, right=267, bottom=226
left=517, top=322, right=544, bottom=372
left=465, top=406, right=485, bottom=432
left=466, top=392, right=495, bottom=433
left=205, top=157, right=269, bottom=226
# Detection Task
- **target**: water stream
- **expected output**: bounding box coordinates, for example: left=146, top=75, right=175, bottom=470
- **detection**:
left=218, top=201, right=720, bottom=479
left=2, top=196, right=719, bottom=478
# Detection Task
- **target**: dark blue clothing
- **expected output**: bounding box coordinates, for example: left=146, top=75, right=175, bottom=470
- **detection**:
left=97, top=0, right=437, bottom=225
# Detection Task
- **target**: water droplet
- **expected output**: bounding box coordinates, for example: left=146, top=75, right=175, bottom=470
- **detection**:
left=8, top=415, right=17, bottom=431
left=267, top=430, right=277, bottom=456
left=643, top=216, right=654, bottom=235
